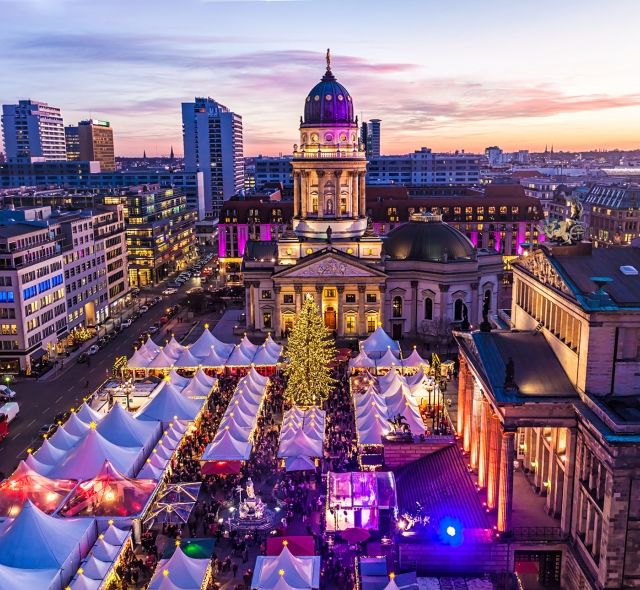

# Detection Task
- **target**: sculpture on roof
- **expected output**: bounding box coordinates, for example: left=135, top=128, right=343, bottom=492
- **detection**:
left=538, top=196, right=585, bottom=245
left=504, top=357, right=519, bottom=392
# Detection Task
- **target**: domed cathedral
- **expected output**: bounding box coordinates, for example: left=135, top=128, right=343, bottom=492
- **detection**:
left=243, top=51, right=503, bottom=341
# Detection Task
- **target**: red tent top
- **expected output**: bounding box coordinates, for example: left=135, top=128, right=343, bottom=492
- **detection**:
left=59, top=460, right=156, bottom=518
left=201, top=460, right=242, bottom=476
left=266, top=536, right=315, bottom=557
left=0, top=460, right=76, bottom=516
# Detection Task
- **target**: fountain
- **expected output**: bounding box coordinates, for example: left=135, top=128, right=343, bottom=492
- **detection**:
left=229, top=477, right=275, bottom=533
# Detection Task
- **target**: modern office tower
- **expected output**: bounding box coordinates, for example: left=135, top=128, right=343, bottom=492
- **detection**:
left=360, top=118, right=381, bottom=158
left=1, top=100, right=67, bottom=161
left=254, top=156, right=294, bottom=190
left=78, top=119, right=115, bottom=171
left=65, top=126, right=80, bottom=161
left=103, top=184, right=197, bottom=287
left=182, top=97, right=244, bottom=219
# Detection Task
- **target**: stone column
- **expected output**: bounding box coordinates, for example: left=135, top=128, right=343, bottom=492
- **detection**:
left=293, top=172, right=300, bottom=218
left=478, top=399, right=490, bottom=488
left=470, top=282, right=479, bottom=327
left=273, top=285, right=281, bottom=336
left=294, top=284, right=302, bottom=314
left=335, top=171, right=342, bottom=219
left=411, top=280, right=419, bottom=336
left=317, top=171, right=325, bottom=218
left=534, top=427, right=544, bottom=491
left=315, top=285, right=323, bottom=312
left=470, top=385, right=483, bottom=470
left=560, top=427, right=577, bottom=535
left=487, top=414, right=502, bottom=510
left=378, top=284, right=386, bottom=329
left=357, top=285, right=366, bottom=335
left=463, top=372, right=474, bottom=453
left=300, top=172, right=308, bottom=217
left=350, top=172, right=358, bottom=217
left=438, top=284, right=449, bottom=321
left=336, top=285, right=345, bottom=336
left=359, top=172, right=366, bottom=218
left=497, top=430, right=516, bottom=533
left=247, top=282, right=256, bottom=329
left=457, top=357, right=467, bottom=436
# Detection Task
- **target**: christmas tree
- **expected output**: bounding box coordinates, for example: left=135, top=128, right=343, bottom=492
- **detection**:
left=284, top=295, right=336, bottom=406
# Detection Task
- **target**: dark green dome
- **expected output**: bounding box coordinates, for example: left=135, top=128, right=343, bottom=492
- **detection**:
left=382, top=213, right=475, bottom=262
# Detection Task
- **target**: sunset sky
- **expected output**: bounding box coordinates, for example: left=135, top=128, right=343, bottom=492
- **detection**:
left=1, top=0, right=639, bottom=157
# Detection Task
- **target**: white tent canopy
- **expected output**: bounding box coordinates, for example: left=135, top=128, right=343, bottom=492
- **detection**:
left=360, top=327, right=400, bottom=359
left=148, top=547, right=210, bottom=590
left=402, top=347, right=429, bottom=369
left=136, top=380, right=204, bottom=423
left=252, top=547, right=320, bottom=590
left=97, top=402, right=161, bottom=451
left=201, top=429, right=252, bottom=461
left=75, top=403, right=104, bottom=425
left=349, top=350, right=376, bottom=370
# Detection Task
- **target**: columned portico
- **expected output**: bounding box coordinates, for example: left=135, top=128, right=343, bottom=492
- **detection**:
left=497, top=430, right=515, bottom=532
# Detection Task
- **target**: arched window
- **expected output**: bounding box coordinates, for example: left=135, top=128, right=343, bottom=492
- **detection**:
left=392, top=296, right=403, bottom=318
left=454, top=298, right=466, bottom=321
left=424, top=297, right=433, bottom=320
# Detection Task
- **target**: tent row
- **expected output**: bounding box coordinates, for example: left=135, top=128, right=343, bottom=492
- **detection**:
left=147, top=544, right=212, bottom=590
left=353, top=369, right=430, bottom=445
left=349, top=345, right=429, bottom=372
left=201, top=368, right=270, bottom=462
left=67, top=521, right=130, bottom=590
left=135, top=377, right=209, bottom=426
left=138, top=420, right=189, bottom=480
left=128, top=329, right=283, bottom=370
left=277, top=408, right=325, bottom=472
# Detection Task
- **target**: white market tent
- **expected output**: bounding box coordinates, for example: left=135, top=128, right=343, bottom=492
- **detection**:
left=147, top=349, right=178, bottom=370
left=226, top=344, right=254, bottom=367
left=168, top=369, right=190, bottom=388
left=174, top=349, right=202, bottom=369
left=377, top=347, right=401, bottom=370
left=360, top=327, right=400, bottom=359
left=48, top=425, right=81, bottom=451
left=193, top=367, right=216, bottom=388
left=348, top=350, right=376, bottom=370
left=0, top=500, right=97, bottom=590
left=97, top=402, right=161, bottom=453
left=75, top=403, right=104, bottom=425
left=284, top=456, right=316, bottom=472
left=252, top=546, right=320, bottom=590
left=46, top=428, right=143, bottom=479
left=201, top=428, right=252, bottom=461
left=148, top=546, right=210, bottom=590
left=128, top=347, right=152, bottom=369
left=63, top=412, right=92, bottom=437
left=136, top=380, right=204, bottom=423
left=402, top=347, right=429, bottom=369
left=278, top=429, right=323, bottom=459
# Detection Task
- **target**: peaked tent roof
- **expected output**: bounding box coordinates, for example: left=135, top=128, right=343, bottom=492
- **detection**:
left=285, top=456, right=317, bottom=472
left=349, top=350, right=376, bottom=369
left=253, top=344, right=281, bottom=366
left=48, top=424, right=81, bottom=450
left=278, top=428, right=323, bottom=458
left=63, top=412, right=92, bottom=437
left=168, top=369, right=190, bottom=388
left=0, top=564, right=60, bottom=590
left=198, top=346, right=230, bottom=367
left=378, top=347, right=401, bottom=369
left=361, top=327, right=400, bottom=358
left=258, top=546, right=314, bottom=589
left=164, top=335, right=187, bottom=357
left=189, top=328, right=229, bottom=358
left=148, top=546, right=210, bottom=589
left=143, top=336, right=161, bottom=356
left=0, top=500, right=94, bottom=569
left=180, top=378, right=212, bottom=399
left=174, top=348, right=202, bottom=368
left=128, top=347, right=152, bottom=369
left=201, top=429, right=252, bottom=461
left=48, top=428, right=141, bottom=479
left=193, top=367, right=216, bottom=388
left=402, top=348, right=429, bottom=369
left=69, top=573, right=102, bottom=590
left=91, top=537, right=119, bottom=561
left=102, top=523, right=129, bottom=545
left=97, top=401, right=160, bottom=448
left=248, top=367, right=270, bottom=387
left=33, top=439, right=67, bottom=464
left=76, top=403, right=104, bottom=425
left=136, top=380, right=203, bottom=422
left=226, top=344, right=254, bottom=366
left=147, top=348, right=177, bottom=369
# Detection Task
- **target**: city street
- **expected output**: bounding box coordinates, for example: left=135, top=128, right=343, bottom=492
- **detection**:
left=0, top=278, right=217, bottom=477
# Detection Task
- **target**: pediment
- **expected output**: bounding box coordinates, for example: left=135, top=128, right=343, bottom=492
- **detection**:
left=516, top=250, right=573, bottom=297
left=275, top=250, right=386, bottom=279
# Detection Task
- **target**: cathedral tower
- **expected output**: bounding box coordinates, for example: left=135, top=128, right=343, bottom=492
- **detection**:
left=291, top=49, right=368, bottom=240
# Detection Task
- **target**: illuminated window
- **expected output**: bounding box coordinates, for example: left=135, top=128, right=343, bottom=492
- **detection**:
left=262, top=312, right=272, bottom=329
left=346, top=315, right=356, bottom=334
left=392, top=296, right=403, bottom=318
left=366, top=315, right=377, bottom=333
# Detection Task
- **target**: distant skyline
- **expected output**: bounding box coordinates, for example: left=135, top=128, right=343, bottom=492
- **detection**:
left=1, top=0, right=639, bottom=158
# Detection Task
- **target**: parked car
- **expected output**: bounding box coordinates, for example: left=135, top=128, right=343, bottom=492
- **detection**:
left=139, top=305, right=149, bottom=313
left=77, top=352, right=90, bottom=364
left=160, top=315, right=169, bottom=325
left=54, top=410, right=70, bottom=424
left=39, top=423, right=57, bottom=438
left=166, top=282, right=181, bottom=289
left=148, top=325, right=159, bottom=334
left=162, top=288, right=177, bottom=296
left=88, top=344, right=100, bottom=355
left=121, top=319, right=132, bottom=328
left=0, top=385, right=16, bottom=400
left=131, top=288, right=140, bottom=296
left=0, top=402, right=19, bottom=423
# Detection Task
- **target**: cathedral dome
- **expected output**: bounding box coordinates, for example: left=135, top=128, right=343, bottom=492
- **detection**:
left=303, top=51, right=354, bottom=126
left=383, top=213, right=475, bottom=262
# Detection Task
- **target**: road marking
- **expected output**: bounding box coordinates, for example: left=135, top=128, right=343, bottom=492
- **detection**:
left=11, top=433, right=20, bottom=440
left=55, top=395, right=63, bottom=403
left=43, top=406, right=50, bottom=413
left=26, top=419, right=36, bottom=428
left=68, top=386, right=75, bottom=391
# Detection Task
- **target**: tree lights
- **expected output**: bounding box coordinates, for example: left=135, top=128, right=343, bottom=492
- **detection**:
left=284, top=296, right=336, bottom=407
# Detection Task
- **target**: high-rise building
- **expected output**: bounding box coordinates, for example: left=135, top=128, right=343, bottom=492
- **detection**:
left=64, top=126, right=80, bottom=161
left=1, top=100, right=66, bottom=161
left=78, top=119, right=115, bottom=171
left=182, top=97, right=244, bottom=219
left=360, top=118, right=381, bottom=158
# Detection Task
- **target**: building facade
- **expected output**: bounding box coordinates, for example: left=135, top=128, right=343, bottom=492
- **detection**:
left=367, top=148, right=481, bottom=186
left=182, top=97, right=244, bottom=218
left=361, top=118, right=381, bottom=158
left=253, top=156, right=294, bottom=190
left=1, top=100, right=66, bottom=161
left=456, top=240, right=640, bottom=590
left=64, top=126, right=80, bottom=161
left=103, top=184, right=197, bottom=287
left=78, top=119, right=115, bottom=171
left=583, top=183, right=640, bottom=246
left=243, top=56, right=502, bottom=339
